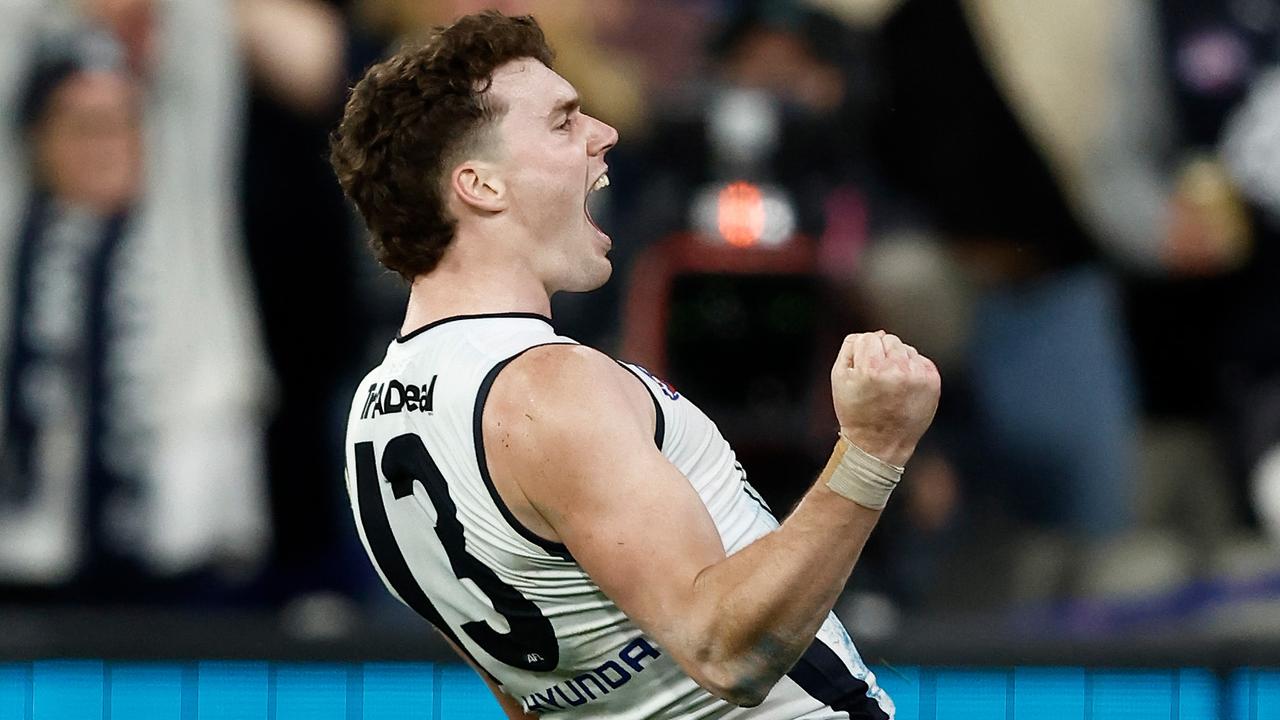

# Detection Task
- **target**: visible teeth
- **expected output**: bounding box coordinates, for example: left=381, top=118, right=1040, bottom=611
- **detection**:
left=591, top=174, right=610, bottom=193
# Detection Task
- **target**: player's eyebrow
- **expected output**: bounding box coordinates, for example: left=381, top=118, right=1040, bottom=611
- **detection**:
left=550, top=95, right=580, bottom=122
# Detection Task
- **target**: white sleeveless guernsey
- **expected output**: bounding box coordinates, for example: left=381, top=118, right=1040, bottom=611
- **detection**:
left=344, top=314, right=894, bottom=719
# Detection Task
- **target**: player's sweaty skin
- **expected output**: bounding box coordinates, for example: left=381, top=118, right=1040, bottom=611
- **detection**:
left=486, top=330, right=939, bottom=706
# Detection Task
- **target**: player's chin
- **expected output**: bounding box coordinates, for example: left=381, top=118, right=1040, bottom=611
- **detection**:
left=564, top=256, right=613, bottom=293
left=587, top=258, right=614, bottom=290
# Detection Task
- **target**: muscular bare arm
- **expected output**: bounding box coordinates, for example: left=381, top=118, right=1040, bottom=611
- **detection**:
left=484, top=333, right=939, bottom=706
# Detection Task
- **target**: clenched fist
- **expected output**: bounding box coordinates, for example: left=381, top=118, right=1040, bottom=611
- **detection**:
left=831, top=331, right=941, bottom=467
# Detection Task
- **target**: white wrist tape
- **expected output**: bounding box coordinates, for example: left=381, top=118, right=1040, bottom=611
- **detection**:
left=825, top=434, right=904, bottom=510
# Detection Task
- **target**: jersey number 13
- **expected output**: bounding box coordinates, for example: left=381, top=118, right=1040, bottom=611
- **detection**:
left=354, top=434, right=559, bottom=671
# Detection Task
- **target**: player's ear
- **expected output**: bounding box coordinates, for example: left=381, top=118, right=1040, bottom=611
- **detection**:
left=451, top=161, right=507, bottom=213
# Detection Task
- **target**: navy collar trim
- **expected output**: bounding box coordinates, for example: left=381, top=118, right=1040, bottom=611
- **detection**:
left=395, top=312, right=553, bottom=343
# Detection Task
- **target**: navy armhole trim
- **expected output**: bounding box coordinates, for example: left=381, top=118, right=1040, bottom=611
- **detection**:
left=787, top=638, right=890, bottom=719
left=397, top=312, right=553, bottom=343
left=614, top=362, right=666, bottom=451
left=474, top=343, right=578, bottom=561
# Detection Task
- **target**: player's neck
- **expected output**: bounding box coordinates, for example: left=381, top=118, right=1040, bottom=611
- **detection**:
left=402, top=255, right=552, bottom=336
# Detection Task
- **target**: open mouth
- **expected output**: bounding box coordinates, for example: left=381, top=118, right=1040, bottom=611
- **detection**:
left=585, top=172, right=610, bottom=234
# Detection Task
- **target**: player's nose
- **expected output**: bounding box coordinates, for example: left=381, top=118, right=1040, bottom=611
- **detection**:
left=587, top=114, right=618, bottom=157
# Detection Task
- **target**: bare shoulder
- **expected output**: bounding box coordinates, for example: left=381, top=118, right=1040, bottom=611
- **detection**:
left=483, top=344, right=654, bottom=451
left=480, top=343, right=659, bottom=540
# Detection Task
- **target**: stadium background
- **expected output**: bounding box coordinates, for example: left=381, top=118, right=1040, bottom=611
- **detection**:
left=1, top=0, right=1279, bottom=717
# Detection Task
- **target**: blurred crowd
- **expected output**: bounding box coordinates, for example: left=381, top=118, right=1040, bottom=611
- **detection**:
left=2, top=0, right=1279, bottom=637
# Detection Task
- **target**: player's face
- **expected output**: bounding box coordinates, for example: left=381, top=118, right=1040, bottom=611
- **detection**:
left=487, top=59, right=618, bottom=293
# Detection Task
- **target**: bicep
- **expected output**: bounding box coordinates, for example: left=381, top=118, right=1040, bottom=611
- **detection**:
left=546, top=440, right=728, bottom=644
left=487, top=349, right=728, bottom=651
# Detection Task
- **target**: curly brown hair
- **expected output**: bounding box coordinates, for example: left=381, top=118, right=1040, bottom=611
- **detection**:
left=330, top=12, right=554, bottom=280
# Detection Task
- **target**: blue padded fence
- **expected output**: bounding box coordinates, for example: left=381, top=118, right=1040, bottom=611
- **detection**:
left=0, top=661, right=1275, bottom=719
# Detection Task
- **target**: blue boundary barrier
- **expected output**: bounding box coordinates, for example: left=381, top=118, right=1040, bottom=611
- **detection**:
left=0, top=662, right=1275, bottom=719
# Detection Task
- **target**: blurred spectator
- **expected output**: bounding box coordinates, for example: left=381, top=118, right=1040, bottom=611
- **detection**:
left=0, top=3, right=272, bottom=603
left=234, top=0, right=381, bottom=603
left=859, top=0, right=1142, bottom=605
left=1156, top=0, right=1280, bottom=544
left=1082, top=0, right=1280, bottom=544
